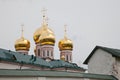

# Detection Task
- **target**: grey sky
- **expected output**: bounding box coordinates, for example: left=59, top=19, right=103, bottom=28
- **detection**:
left=0, top=0, right=120, bottom=67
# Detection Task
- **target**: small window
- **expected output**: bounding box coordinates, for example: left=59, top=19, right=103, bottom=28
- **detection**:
left=70, top=55, right=71, bottom=61
left=43, top=51, right=45, bottom=57
left=51, top=51, right=53, bottom=56
left=47, top=50, right=49, bottom=56
left=66, top=55, right=69, bottom=61
left=38, top=49, right=40, bottom=56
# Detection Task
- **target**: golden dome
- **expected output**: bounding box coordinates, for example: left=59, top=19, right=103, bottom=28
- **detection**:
left=33, top=27, right=43, bottom=44
left=39, top=23, right=55, bottom=45
left=33, top=24, right=54, bottom=44
left=33, top=9, right=55, bottom=44
left=33, top=10, right=55, bottom=45
left=15, top=37, right=30, bottom=51
left=15, top=25, right=30, bottom=51
left=58, top=38, right=73, bottom=51
left=58, top=25, right=73, bottom=51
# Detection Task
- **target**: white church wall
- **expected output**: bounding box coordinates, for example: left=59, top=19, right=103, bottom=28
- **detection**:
left=0, top=77, right=39, bottom=80
left=47, top=77, right=84, bottom=80
left=0, top=63, right=20, bottom=69
left=0, top=77, right=85, bottom=80
left=0, top=62, right=32, bottom=69
left=0, top=76, right=112, bottom=80
left=88, top=49, right=116, bottom=75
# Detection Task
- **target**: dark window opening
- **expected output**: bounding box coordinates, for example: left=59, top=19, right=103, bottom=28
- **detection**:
left=43, top=51, right=45, bottom=57
left=66, top=55, right=69, bottom=61
left=38, top=49, right=40, bottom=56
left=47, top=51, right=49, bottom=56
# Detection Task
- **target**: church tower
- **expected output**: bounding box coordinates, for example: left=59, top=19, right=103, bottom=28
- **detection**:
left=15, top=25, right=30, bottom=54
left=58, top=25, right=73, bottom=62
left=33, top=9, right=55, bottom=59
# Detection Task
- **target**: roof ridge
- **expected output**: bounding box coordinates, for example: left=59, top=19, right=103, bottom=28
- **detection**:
left=84, top=45, right=120, bottom=64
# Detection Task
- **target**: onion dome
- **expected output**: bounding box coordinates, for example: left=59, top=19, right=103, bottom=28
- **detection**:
left=39, top=22, right=55, bottom=46
left=33, top=27, right=43, bottom=44
left=15, top=26, right=30, bottom=51
left=33, top=24, right=54, bottom=44
left=15, top=37, right=30, bottom=51
left=58, top=25, right=73, bottom=51
left=33, top=9, right=55, bottom=44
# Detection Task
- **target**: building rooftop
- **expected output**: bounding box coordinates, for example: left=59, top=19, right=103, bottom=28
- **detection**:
left=0, top=48, right=84, bottom=70
left=0, top=69, right=117, bottom=80
left=84, top=46, right=120, bottom=64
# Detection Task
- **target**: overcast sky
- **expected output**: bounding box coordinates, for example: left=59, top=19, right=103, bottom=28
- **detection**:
left=0, top=0, right=120, bottom=67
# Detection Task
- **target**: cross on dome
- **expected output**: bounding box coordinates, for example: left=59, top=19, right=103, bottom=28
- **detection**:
left=21, top=24, right=24, bottom=38
left=41, top=8, right=47, bottom=16
left=64, top=24, right=67, bottom=39
left=41, top=8, right=47, bottom=24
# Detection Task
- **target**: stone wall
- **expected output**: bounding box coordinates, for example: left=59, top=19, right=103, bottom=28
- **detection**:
left=88, top=49, right=116, bottom=75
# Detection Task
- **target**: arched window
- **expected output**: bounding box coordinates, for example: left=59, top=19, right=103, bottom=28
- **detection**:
left=51, top=51, right=53, bottom=56
left=70, top=55, right=71, bottom=61
left=43, top=51, right=45, bottom=57
left=47, top=50, right=49, bottom=56
left=38, top=49, right=40, bottom=56
left=66, top=55, right=69, bottom=61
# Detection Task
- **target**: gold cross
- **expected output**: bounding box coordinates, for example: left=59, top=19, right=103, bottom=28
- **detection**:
left=21, top=24, right=24, bottom=37
left=64, top=24, right=67, bottom=33
left=46, top=17, right=49, bottom=24
left=41, top=8, right=47, bottom=16
left=64, top=24, right=67, bottom=39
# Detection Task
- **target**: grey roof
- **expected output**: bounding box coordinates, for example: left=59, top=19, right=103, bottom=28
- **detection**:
left=84, top=46, right=120, bottom=64
left=0, top=69, right=117, bottom=80
left=0, top=48, right=84, bottom=70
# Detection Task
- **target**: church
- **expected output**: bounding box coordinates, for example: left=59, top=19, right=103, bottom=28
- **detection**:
left=12, top=11, right=85, bottom=72
left=0, top=10, right=119, bottom=80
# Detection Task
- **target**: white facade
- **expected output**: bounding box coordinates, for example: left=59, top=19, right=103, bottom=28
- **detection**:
left=0, top=62, right=32, bottom=69
left=60, top=50, right=72, bottom=62
left=1, top=76, right=114, bottom=80
left=87, top=48, right=120, bottom=79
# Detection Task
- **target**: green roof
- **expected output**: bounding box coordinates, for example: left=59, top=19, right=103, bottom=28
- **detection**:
left=0, top=48, right=50, bottom=68
left=49, top=60, right=84, bottom=70
left=0, top=48, right=84, bottom=70
left=84, top=46, right=120, bottom=64
left=0, top=69, right=117, bottom=80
